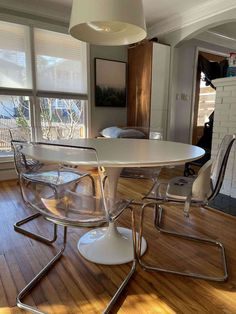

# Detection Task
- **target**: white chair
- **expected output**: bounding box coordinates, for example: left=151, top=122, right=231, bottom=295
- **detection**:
left=16, top=142, right=137, bottom=314
left=139, top=134, right=235, bottom=281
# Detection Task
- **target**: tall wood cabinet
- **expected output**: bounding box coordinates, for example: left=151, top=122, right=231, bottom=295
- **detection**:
left=127, top=41, right=170, bottom=139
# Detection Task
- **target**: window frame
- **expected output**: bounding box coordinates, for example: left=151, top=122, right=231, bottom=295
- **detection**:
left=0, top=22, right=89, bottom=158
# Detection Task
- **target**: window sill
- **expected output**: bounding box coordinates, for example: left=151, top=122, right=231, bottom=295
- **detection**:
left=0, top=153, right=14, bottom=163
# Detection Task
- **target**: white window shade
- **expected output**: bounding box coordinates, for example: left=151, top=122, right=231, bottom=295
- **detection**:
left=34, top=29, right=87, bottom=94
left=0, top=21, right=32, bottom=89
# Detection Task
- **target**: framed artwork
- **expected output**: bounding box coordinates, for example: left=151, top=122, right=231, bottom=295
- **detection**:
left=95, top=58, right=127, bottom=107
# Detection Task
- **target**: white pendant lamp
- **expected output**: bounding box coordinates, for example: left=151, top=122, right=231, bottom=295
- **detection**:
left=69, top=0, right=147, bottom=46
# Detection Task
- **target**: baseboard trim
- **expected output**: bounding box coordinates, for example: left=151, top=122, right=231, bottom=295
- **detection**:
left=208, top=193, right=236, bottom=217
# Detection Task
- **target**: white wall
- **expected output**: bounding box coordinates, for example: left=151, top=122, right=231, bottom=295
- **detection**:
left=89, top=45, right=127, bottom=138
left=169, top=38, right=232, bottom=143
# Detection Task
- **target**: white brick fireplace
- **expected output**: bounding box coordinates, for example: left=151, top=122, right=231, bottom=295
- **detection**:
left=212, top=77, right=236, bottom=198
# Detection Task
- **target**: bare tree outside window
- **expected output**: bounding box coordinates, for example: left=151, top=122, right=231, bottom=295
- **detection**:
left=0, top=96, right=86, bottom=154
left=39, top=98, right=85, bottom=140
left=0, top=96, right=30, bottom=152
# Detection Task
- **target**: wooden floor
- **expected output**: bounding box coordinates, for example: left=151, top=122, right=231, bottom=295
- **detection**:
left=0, top=168, right=236, bottom=314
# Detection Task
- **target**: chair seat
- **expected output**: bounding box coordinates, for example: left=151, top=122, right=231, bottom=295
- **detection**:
left=39, top=190, right=131, bottom=227
left=23, top=170, right=82, bottom=186
left=166, top=176, right=195, bottom=200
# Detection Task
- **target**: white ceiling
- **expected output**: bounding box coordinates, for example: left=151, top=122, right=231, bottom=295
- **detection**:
left=210, top=22, right=236, bottom=40
left=1, top=0, right=236, bottom=41
left=194, top=22, right=236, bottom=51
left=0, top=0, right=216, bottom=27
left=143, top=0, right=212, bottom=26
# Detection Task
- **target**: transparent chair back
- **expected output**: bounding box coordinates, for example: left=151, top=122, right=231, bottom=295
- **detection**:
left=9, top=127, right=32, bottom=142
left=210, top=134, right=235, bottom=200
left=10, top=125, right=81, bottom=174
left=149, top=131, right=163, bottom=140
left=120, top=127, right=163, bottom=180
left=191, top=159, right=213, bottom=201
left=120, top=126, right=163, bottom=140
left=19, top=142, right=110, bottom=227
left=40, top=125, right=79, bottom=141
left=10, top=126, right=42, bottom=174
left=9, top=125, right=84, bottom=143
left=11, top=141, right=32, bottom=175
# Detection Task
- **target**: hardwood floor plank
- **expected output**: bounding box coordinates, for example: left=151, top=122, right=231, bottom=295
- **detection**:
left=3, top=250, right=36, bottom=309
left=0, top=255, right=18, bottom=307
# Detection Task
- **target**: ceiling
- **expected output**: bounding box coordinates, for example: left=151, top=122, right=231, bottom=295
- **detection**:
left=210, top=22, right=236, bottom=40
left=194, top=22, right=236, bottom=51
left=1, top=0, right=236, bottom=43
left=0, top=0, right=215, bottom=27
left=143, top=0, right=212, bottom=26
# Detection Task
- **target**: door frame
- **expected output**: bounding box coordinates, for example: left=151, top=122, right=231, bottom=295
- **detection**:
left=189, top=47, right=228, bottom=143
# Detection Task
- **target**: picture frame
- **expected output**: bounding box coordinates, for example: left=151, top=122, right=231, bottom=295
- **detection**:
left=94, top=58, right=127, bottom=107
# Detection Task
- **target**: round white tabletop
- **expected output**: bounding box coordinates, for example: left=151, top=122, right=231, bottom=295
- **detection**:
left=60, top=138, right=205, bottom=167
left=22, top=138, right=205, bottom=265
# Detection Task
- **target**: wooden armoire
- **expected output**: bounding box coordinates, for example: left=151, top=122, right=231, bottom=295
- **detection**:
left=127, top=40, right=170, bottom=139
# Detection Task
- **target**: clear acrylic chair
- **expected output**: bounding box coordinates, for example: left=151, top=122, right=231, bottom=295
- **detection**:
left=139, top=134, right=236, bottom=281
left=9, top=127, right=42, bottom=171
left=120, top=128, right=163, bottom=199
left=16, top=142, right=136, bottom=314
left=102, top=127, right=163, bottom=194
left=10, top=127, right=95, bottom=244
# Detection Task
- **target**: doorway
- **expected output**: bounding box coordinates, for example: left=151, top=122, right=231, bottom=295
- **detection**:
left=192, top=51, right=227, bottom=146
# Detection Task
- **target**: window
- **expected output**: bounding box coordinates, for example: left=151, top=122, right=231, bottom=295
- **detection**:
left=39, top=98, right=86, bottom=140
left=0, top=21, right=88, bottom=156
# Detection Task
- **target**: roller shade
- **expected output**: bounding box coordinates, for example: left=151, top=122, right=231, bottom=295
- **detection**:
left=34, top=28, right=87, bottom=94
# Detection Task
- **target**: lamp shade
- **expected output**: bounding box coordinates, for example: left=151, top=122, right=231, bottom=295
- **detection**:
left=69, top=0, right=147, bottom=46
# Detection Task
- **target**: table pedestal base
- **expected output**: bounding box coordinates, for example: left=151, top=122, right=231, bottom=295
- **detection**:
left=77, top=223, right=147, bottom=265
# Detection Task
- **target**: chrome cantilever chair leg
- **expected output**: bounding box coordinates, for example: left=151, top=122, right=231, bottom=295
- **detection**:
left=137, top=202, right=228, bottom=282
left=14, top=180, right=59, bottom=245
left=14, top=214, right=58, bottom=245
left=17, top=207, right=138, bottom=314
left=103, top=206, right=137, bottom=314
left=17, top=226, right=68, bottom=314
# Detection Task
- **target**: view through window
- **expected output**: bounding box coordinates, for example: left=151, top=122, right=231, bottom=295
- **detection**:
left=39, top=98, right=86, bottom=140
left=0, top=95, right=30, bottom=154
left=197, top=72, right=215, bottom=126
